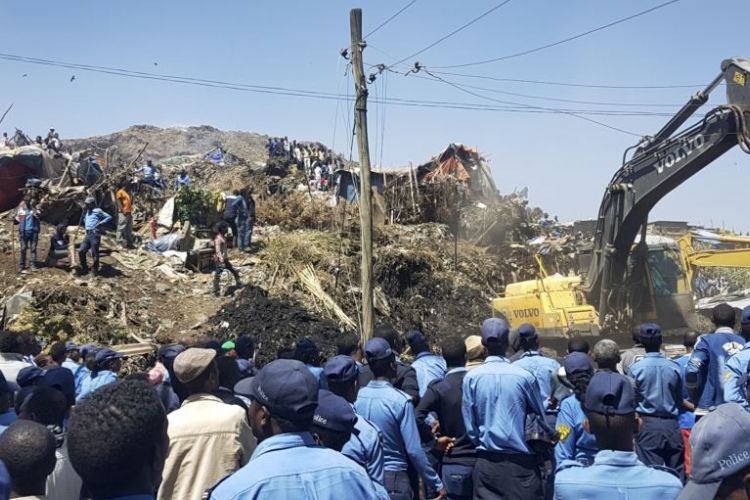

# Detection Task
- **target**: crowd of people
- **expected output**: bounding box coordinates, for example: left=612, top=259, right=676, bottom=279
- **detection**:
left=2, top=128, right=64, bottom=154
left=266, top=136, right=341, bottom=192
left=0, top=302, right=748, bottom=498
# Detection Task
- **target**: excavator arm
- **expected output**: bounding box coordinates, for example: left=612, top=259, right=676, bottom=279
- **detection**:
left=585, top=58, right=750, bottom=326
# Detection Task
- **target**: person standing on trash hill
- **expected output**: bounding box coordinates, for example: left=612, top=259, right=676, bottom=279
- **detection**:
left=14, top=194, right=40, bottom=273
left=115, top=181, right=134, bottom=249
left=175, top=169, right=192, bottom=190
left=77, top=196, right=112, bottom=276
left=212, top=222, right=242, bottom=297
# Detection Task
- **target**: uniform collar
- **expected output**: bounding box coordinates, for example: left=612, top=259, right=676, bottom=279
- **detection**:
left=520, top=351, right=540, bottom=358
left=253, top=432, right=316, bottom=460
left=367, top=380, right=394, bottom=389
left=715, top=327, right=736, bottom=334
left=593, top=449, right=641, bottom=466
left=414, top=351, right=433, bottom=360
left=446, top=367, right=468, bottom=376
left=644, top=352, right=664, bottom=358
left=485, top=355, right=509, bottom=364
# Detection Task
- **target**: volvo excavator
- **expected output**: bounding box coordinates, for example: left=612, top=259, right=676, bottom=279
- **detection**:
left=492, top=57, right=750, bottom=338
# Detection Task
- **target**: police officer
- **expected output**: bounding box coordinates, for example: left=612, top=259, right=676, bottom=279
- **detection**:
left=355, top=338, right=446, bottom=500
left=462, top=318, right=553, bottom=500
left=358, top=325, right=420, bottom=403
left=415, top=336, right=476, bottom=500
left=628, top=323, right=688, bottom=480
left=723, top=305, right=750, bottom=409
left=405, top=330, right=447, bottom=397
left=554, top=352, right=598, bottom=466
left=679, top=403, right=750, bottom=499
left=554, top=371, right=682, bottom=499
left=209, top=359, right=389, bottom=499
left=77, top=196, right=112, bottom=276
left=686, top=303, right=744, bottom=420
left=324, top=355, right=385, bottom=485
left=513, top=323, right=561, bottom=409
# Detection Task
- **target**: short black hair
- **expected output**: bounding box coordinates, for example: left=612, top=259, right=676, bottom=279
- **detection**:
left=441, top=337, right=466, bottom=368
left=49, top=342, right=67, bottom=365
left=0, top=420, right=56, bottom=489
left=683, top=330, right=699, bottom=349
left=567, top=337, right=590, bottom=354
left=277, top=346, right=296, bottom=360
left=369, top=355, right=395, bottom=379
left=216, top=356, right=241, bottom=390
left=0, top=331, right=20, bottom=354
left=18, top=386, right=67, bottom=427
left=68, top=380, right=166, bottom=495
left=713, top=303, right=737, bottom=328
left=235, top=335, right=255, bottom=359
left=336, top=333, right=360, bottom=356
left=373, top=325, right=401, bottom=353
left=485, top=340, right=508, bottom=357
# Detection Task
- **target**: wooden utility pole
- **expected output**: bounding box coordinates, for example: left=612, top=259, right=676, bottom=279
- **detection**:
left=350, top=8, right=374, bottom=342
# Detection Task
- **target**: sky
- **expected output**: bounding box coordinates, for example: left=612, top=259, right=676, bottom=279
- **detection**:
left=2, top=0, right=749, bottom=230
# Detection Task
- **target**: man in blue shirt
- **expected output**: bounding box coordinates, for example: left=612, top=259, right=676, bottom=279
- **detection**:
left=358, top=325, right=420, bottom=403
left=723, top=305, right=750, bottom=410
left=324, top=354, right=385, bottom=485
left=679, top=402, right=750, bottom=500
left=513, top=323, right=561, bottom=408
left=77, top=196, right=112, bottom=276
left=76, top=348, right=122, bottom=402
left=554, top=352, right=598, bottom=466
left=209, top=359, right=388, bottom=499
left=67, top=379, right=169, bottom=500
left=628, top=323, right=688, bottom=480
left=405, top=330, right=447, bottom=397
left=175, top=169, right=192, bottom=190
left=14, top=195, right=40, bottom=273
left=674, top=330, right=697, bottom=478
left=295, top=338, right=327, bottom=389
left=355, top=338, right=446, bottom=500
left=686, top=303, right=744, bottom=419
left=61, top=341, right=80, bottom=376
left=554, top=371, right=682, bottom=499
left=462, top=318, right=554, bottom=500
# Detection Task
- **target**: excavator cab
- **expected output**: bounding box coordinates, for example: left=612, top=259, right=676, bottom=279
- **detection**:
left=724, top=58, right=750, bottom=108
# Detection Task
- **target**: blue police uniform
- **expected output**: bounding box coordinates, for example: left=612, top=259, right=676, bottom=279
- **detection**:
left=208, top=432, right=389, bottom=499
left=411, top=351, right=447, bottom=397
left=355, top=380, right=443, bottom=499
left=514, top=351, right=561, bottom=406
left=341, top=407, right=386, bottom=485
left=628, top=351, right=685, bottom=480
left=554, top=450, right=683, bottom=500
left=722, top=342, right=750, bottom=409
left=674, top=354, right=695, bottom=430
left=685, top=328, right=744, bottom=414
left=79, top=207, right=112, bottom=272
left=75, top=370, right=117, bottom=402
left=554, top=395, right=597, bottom=466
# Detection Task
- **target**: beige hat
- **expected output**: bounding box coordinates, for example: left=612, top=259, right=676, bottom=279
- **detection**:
left=173, top=348, right=217, bottom=384
left=465, top=335, right=484, bottom=360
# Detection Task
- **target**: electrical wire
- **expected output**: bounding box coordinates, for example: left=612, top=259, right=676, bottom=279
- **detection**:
left=431, top=0, right=684, bottom=69
left=388, top=0, right=514, bottom=68
left=364, top=0, right=418, bottom=39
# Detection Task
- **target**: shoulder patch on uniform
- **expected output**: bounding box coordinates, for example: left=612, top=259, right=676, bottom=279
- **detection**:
left=647, top=464, right=681, bottom=479
left=557, top=423, right=572, bottom=442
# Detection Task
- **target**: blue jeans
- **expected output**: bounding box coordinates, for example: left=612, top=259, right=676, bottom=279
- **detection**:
left=442, top=463, right=473, bottom=500
left=78, top=231, right=101, bottom=271
left=384, top=471, right=412, bottom=500
left=19, top=231, right=38, bottom=270
left=235, top=216, right=249, bottom=250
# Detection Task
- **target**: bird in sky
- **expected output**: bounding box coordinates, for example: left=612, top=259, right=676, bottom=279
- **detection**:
left=70, top=75, right=76, bottom=82
left=21, top=73, right=28, bottom=77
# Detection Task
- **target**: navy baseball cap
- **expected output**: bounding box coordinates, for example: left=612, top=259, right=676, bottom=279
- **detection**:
left=233, top=376, right=255, bottom=398
left=39, top=367, right=75, bottom=406
left=250, top=359, right=319, bottom=422
left=64, top=341, right=79, bottom=352
left=17, top=367, right=44, bottom=388
left=638, top=322, right=662, bottom=342
left=80, top=343, right=97, bottom=358
left=680, top=403, right=750, bottom=500
left=481, top=318, right=510, bottom=345
left=741, top=305, right=750, bottom=326
left=312, top=390, right=358, bottom=433
left=158, top=344, right=186, bottom=361
left=323, top=355, right=358, bottom=384
left=517, top=323, right=538, bottom=341
left=405, top=330, right=426, bottom=346
left=364, top=338, right=394, bottom=361
left=584, top=371, right=636, bottom=415
left=563, top=352, right=593, bottom=376
left=95, top=348, right=123, bottom=365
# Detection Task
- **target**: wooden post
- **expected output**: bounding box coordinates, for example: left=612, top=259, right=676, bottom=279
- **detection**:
left=351, top=8, right=374, bottom=342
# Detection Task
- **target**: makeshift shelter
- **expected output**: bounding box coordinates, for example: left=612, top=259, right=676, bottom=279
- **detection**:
left=0, top=146, right=67, bottom=212
left=417, top=143, right=498, bottom=200
left=203, top=147, right=240, bottom=166
left=333, top=169, right=396, bottom=203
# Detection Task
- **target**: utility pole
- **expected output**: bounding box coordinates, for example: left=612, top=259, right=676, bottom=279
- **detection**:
left=350, top=8, right=374, bottom=342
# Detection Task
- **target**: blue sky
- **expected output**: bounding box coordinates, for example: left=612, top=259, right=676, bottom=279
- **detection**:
left=2, top=0, right=748, bottom=230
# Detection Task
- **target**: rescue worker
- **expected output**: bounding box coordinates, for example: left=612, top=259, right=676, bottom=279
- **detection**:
left=554, top=352, right=598, bottom=466
left=405, top=330, right=446, bottom=397
left=175, top=169, right=192, bottom=190
left=674, top=330, right=698, bottom=477
left=355, top=338, right=446, bottom=500
left=209, top=359, right=388, bottom=499
left=628, top=323, right=688, bottom=480
left=462, top=318, right=554, bottom=500
left=115, top=181, right=134, bottom=248
left=139, top=159, right=159, bottom=188
left=77, top=196, right=112, bottom=276
left=14, top=195, right=40, bottom=273
left=554, top=371, right=682, bottom=499
left=686, top=303, right=744, bottom=420
left=679, top=403, right=750, bottom=500
left=324, top=355, right=385, bottom=485
left=415, top=337, right=476, bottom=500
left=723, top=305, right=750, bottom=410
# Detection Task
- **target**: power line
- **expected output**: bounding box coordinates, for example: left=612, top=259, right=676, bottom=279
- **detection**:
left=388, top=0, right=514, bottom=68
left=418, top=69, right=642, bottom=136
left=364, top=0, right=418, bottom=39
left=431, top=0, right=684, bottom=69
